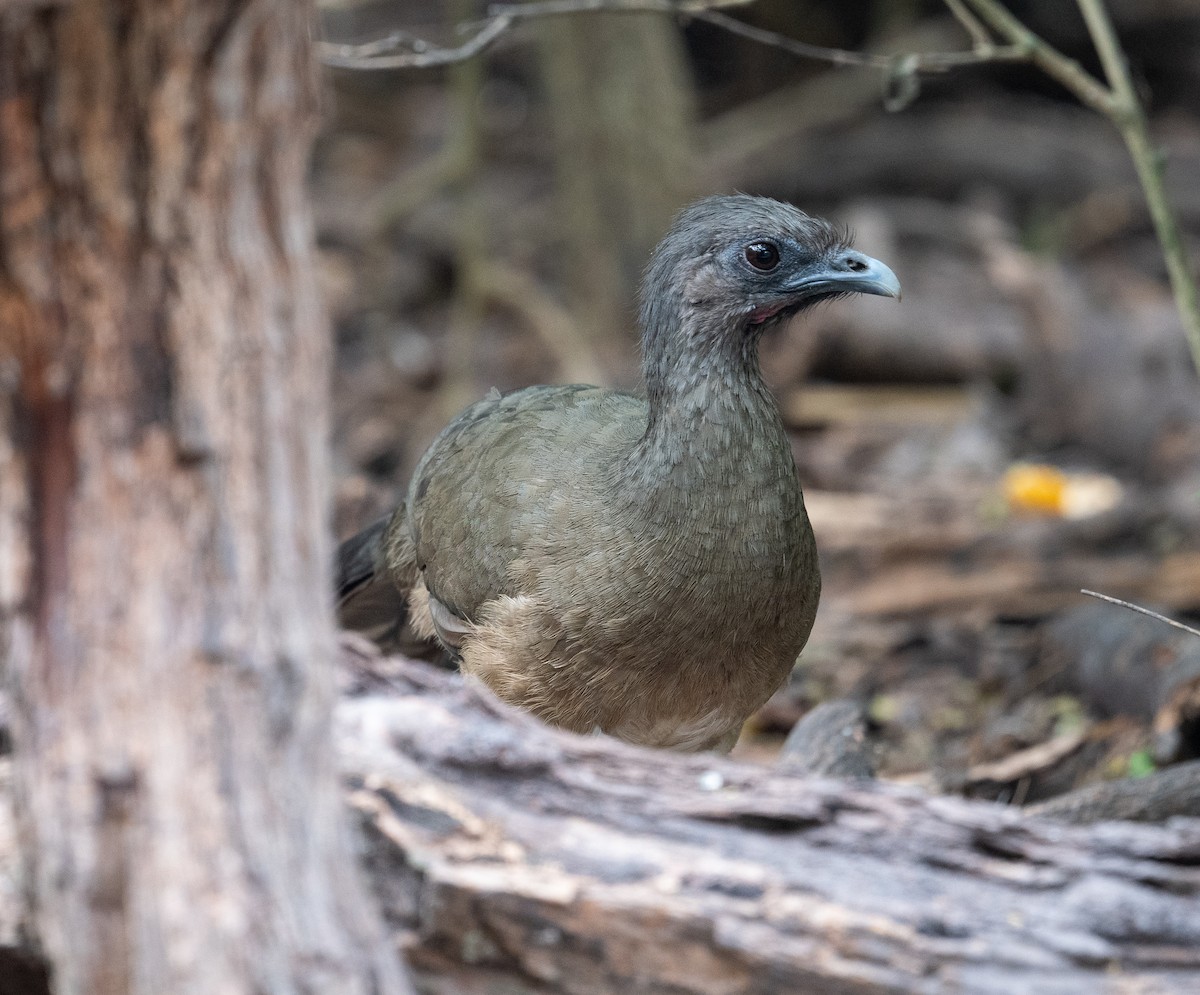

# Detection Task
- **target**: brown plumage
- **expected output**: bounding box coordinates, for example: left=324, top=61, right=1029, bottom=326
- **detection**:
left=338, top=195, right=900, bottom=751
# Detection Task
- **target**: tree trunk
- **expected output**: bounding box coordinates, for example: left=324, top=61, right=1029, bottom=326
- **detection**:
left=537, top=11, right=699, bottom=367
left=0, top=3, right=410, bottom=993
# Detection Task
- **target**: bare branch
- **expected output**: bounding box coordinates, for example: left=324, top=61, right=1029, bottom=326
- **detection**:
left=1076, top=0, right=1139, bottom=108
left=321, top=14, right=514, bottom=70
left=1074, top=0, right=1200, bottom=376
left=1080, top=589, right=1200, bottom=640
left=941, top=0, right=994, bottom=49
left=691, top=10, right=1027, bottom=73
left=952, top=0, right=1200, bottom=377
left=320, top=0, right=1030, bottom=75
left=688, top=9, right=891, bottom=69
left=959, top=0, right=1116, bottom=115
left=320, top=0, right=743, bottom=70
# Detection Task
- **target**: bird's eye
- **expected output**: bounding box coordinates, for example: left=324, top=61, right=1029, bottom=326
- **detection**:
left=744, top=241, right=780, bottom=272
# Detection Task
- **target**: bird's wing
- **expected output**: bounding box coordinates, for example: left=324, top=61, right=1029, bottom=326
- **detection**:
left=406, top=384, right=645, bottom=623
left=336, top=513, right=413, bottom=649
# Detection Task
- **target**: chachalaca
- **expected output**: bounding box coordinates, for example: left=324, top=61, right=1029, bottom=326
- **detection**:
left=338, top=195, right=900, bottom=751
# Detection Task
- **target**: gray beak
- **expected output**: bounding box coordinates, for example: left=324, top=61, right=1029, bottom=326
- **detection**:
left=790, top=249, right=902, bottom=301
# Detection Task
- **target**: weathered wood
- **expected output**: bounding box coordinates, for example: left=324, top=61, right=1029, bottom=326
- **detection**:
left=1029, top=758, right=1200, bottom=825
left=0, top=3, right=409, bottom=993
left=335, top=651, right=1200, bottom=995
left=784, top=385, right=975, bottom=430
left=778, top=699, right=877, bottom=779
left=834, top=549, right=1200, bottom=619
left=1041, top=603, right=1200, bottom=764
left=803, top=488, right=1200, bottom=620
left=3, top=647, right=1199, bottom=991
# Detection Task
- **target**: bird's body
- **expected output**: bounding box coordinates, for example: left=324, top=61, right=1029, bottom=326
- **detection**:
left=400, top=380, right=818, bottom=750
left=339, top=195, right=900, bottom=752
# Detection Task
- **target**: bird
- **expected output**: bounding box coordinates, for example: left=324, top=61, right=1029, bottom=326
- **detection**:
left=337, top=194, right=900, bottom=752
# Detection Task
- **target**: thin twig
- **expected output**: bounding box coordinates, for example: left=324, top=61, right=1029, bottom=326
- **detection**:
left=320, top=0, right=743, bottom=70
left=329, top=30, right=406, bottom=60
left=688, top=9, right=890, bottom=69
left=959, top=0, right=1116, bottom=115
left=960, top=0, right=1200, bottom=378
left=319, top=0, right=1028, bottom=74
left=1074, top=0, right=1200, bottom=377
left=692, top=9, right=1027, bottom=72
left=1080, top=589, right=1200, bottom=639
left=941, top=0, right=994, bottom=50
left=493, top=0, right=751, bottom=14
left=321, top=14, right=514, bottom=70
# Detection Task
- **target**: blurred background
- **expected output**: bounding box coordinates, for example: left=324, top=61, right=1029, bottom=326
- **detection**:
left=316, top=0, right=1200, bottom=802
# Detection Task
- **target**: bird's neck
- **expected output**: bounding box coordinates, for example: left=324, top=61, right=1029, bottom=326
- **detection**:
left=628, top=312, right=791, bottom=485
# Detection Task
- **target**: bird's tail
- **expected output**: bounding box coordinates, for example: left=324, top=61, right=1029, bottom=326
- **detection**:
left=336, top=508, right=419, bottom=653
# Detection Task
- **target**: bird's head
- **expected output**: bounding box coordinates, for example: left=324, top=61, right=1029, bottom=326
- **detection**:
left=640, top=195, right=901, bottom=351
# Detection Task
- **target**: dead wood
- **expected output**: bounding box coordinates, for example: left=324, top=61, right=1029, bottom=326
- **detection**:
left=333, top=651, right=1200, bottom=995
left=1041, top=603, right=1200, bottom=755
left=807, top=488, right=1200, bottom=622
left=1028, top=758, right=1200, bottom=825
left=966, top=730, right=1089, bottom=787
left=1156, top=675, right=1200, bottom=765
left=3, top=648, right=1200, bottom=992
left=783, top=385, right=974, bottom=430
left=778, top=699, right=877, bottom=779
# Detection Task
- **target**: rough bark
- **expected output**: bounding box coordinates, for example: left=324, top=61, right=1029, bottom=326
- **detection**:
left=335, top=652, right=1200, bottom=995
left=0, top=3, right=409, bottom=993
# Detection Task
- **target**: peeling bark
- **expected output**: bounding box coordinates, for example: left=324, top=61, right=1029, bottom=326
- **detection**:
left=337, top=652, right=1200, bottom=995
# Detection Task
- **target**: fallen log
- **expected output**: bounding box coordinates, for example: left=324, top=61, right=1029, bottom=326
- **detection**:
left=4, top=647, right=1200, bottom=993
left=335, top=651, right=1200, bottom=995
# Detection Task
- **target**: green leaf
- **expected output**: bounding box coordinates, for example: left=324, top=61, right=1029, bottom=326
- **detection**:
left=1127, top=749, right=1157, bottom=779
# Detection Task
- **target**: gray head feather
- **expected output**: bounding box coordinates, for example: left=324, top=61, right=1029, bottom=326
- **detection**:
left=638, top=195, right=850, bottom=398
